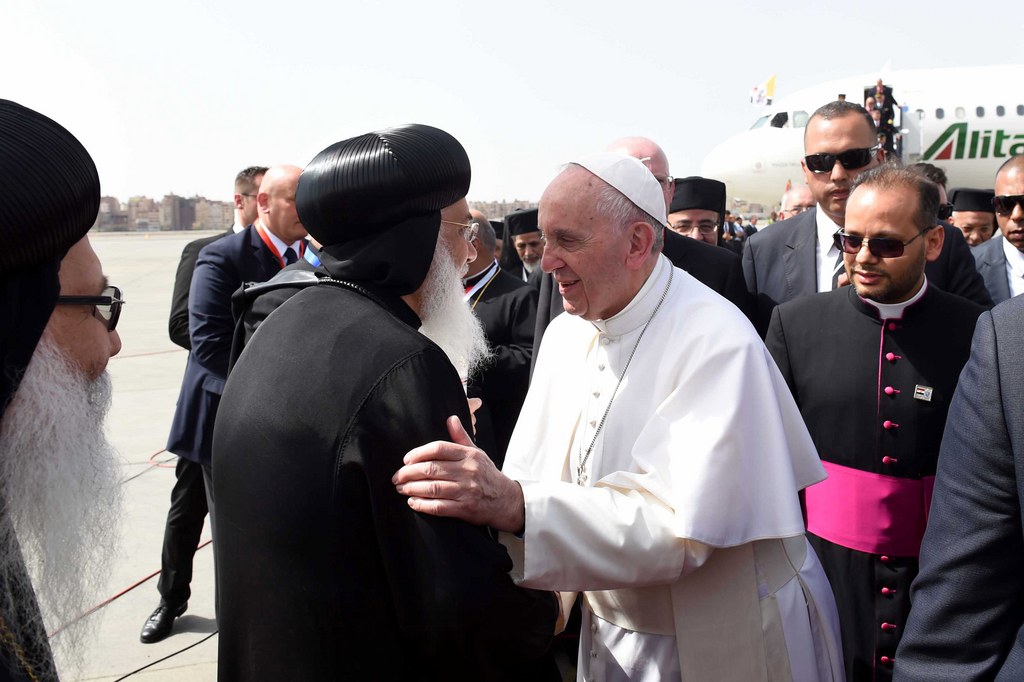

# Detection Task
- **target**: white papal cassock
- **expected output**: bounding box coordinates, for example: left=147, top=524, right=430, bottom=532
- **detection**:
left=500, top=254, right=845, bottom=681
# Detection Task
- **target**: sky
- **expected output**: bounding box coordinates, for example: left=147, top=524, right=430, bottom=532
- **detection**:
left=3, top=0, right=1020, bottom=205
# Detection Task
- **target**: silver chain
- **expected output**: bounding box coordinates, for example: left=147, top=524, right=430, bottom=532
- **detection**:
left=576, top=267, right=674, bottom=486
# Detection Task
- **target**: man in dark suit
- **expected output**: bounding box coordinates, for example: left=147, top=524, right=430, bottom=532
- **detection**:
left=972, top=155, right=1024, bottom=305
left=140, top=165, right=305, bottom=644
left=766, top=165, right=983, bottom=681
left=168, top=167, right=267, bottom=349
left=533, top=137, right=750, bottom=365
left=894, top=295, right=1024, bottom=680
left=143, top=167, right=265, bottom=646
left=743, top=101, right=990, bottom=337
left=464, top=212, right=537, bottom=466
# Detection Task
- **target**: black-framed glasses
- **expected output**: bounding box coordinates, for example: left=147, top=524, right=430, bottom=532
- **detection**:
left=55, top=285, right=124, bottom=332
left=833, top=227, right=934, bottom=259
left=992, top=194, right=1024, bottom=216
left=671, top=220, right=719, bottom=235
left=938, top=202, right=954, bottom=221
left=804, top=146, right=881, bottom=174
left=441, top=220, right=480, bottom=243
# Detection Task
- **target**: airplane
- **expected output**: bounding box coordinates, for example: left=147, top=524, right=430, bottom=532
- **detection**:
left=700, top=65, right=1024, bottom=212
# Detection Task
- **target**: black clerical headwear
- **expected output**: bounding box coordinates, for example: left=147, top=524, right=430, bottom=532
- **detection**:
left=950, top=188, right=995, bottom=213
left=489, top=219, right=504, bottom=241
left=670, top=176, right=727, bottom=217
left=505, top=208, right=538, bottom=236
left=0, top=99, right=100, bottom=419
left=296, top=124, right=471, bottom=296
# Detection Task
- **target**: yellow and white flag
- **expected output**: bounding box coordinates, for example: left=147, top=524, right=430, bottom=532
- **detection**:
left=750, top=74, right=777, bottom=106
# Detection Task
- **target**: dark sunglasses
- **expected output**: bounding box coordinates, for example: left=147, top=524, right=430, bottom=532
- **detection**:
left=992, top=194, right=1024, bottom=216
left=55, top=285, right=124, bottom=332
left=833, top=227, right=934, bottom=259
left=804, top=146, right=880, bottom=174
left=938, top=203, right=954, bottom=221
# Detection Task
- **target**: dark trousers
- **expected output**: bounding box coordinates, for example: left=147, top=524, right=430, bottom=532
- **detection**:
left=156, top=457, right=208, bottom=604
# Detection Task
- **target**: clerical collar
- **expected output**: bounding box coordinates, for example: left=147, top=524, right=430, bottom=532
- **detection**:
left=464, top=259, right=498, bottom=289
left=591, top=254, right=671, bottom=337
left=858, top=278, right=929, bottom=320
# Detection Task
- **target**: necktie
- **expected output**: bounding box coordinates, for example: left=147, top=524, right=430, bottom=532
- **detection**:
left=831, top=251, right=844, bottom=289
left=283, top=247, right=298, bottom=266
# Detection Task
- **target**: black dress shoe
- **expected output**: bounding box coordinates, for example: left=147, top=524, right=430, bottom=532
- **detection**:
left=140, top=600, right=187, bottom=643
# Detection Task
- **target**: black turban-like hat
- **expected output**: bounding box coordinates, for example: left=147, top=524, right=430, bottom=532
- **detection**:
left=950, top=187, right=995, bottom=213
left=670, top=176, right=727, bottom=217
left=489, top=219, right=505, bottom=241
left=499, top=208, right=540, bottom=274
left=1, top=99, right=100, bottom=419
left=296, top=124, right=470, bottom=296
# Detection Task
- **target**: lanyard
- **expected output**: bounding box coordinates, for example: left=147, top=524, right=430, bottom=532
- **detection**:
left=256, top=221, right=305, bottom=269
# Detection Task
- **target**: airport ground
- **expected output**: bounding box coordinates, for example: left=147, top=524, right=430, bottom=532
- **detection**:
left=68, top=231, right=219, bottom=681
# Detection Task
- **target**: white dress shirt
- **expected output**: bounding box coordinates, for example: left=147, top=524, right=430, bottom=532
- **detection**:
left=815, top=206, right=843, bottom=293
left=1002, top=235, right=1024, bottom=298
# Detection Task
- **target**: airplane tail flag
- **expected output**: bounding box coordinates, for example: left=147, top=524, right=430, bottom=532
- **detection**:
left=750, top=74, right=777, bottom=106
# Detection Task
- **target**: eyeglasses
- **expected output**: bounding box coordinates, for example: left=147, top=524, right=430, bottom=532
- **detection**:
left=55, top=285, right=124, bottom=332
left=992, top=194, right=1024, bottom=216
left=938, top=203, right=954, bottom=221
left=441, top=220, right=480, bottom=243
left=833, top=227, right=934, bottom=259
left=671, top=220, right=718, bottom=235
left=787, top=204, right=815, bottom=216
left=804, top=146, right=881, bottom=174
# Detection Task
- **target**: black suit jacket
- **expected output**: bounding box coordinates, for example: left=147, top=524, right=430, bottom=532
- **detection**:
left=532, top=229, right=751, bottom=372
left=166, top=226, right=280, bottom=464
left=972, top=234, right=1012, bottom=304
left=467, top=269, right=537, bottom=467
left=168, top=229, right=233, bottom=349
left=895, top=296, right=1024, bottom=681
left=743, top=211, right=992, bottom=336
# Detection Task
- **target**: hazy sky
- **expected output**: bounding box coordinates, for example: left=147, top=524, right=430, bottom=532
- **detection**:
left=3, top=0, right=1019, bottom=204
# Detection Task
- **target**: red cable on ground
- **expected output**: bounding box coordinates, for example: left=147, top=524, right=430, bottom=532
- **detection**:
left=48, top=539, right=213, bottom=638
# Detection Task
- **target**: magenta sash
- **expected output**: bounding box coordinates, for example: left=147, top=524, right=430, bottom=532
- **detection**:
left=805, top=461, right=935, bottom=557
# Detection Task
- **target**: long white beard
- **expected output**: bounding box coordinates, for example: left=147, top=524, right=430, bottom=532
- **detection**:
left=522, top=259, right=538, bottom=275
left=418, top=239, right=492, bottom=380
left=0, top=333, right=123, bottom=676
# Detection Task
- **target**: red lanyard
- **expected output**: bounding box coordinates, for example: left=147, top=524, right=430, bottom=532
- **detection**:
left=256, top=222, right=305, bottom=269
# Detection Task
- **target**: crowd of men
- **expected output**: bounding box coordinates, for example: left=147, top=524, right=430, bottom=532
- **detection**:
left=3, top=93, right=1024, bottom=681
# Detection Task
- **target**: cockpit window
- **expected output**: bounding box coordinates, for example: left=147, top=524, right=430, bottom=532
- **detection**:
left=769, top=112, right=789, bottom=128
left=750, top=115, right=770, bottom=130
left=793, top=111, right=809, bottom=128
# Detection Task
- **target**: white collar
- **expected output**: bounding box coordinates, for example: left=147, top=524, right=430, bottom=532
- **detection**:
left=1002, top=234, right=1024, bottom=276
left=258, top=218, right=302, bottom=257
left=815, top=205, right=842, bottom=249
left=859, top=278, right=929, bottom=320
left=231, top=222, right=245, bottom=234
left=591, top=255, right=670, bottom=337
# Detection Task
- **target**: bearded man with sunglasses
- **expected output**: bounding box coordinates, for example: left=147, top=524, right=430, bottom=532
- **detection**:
left=765, top=164, right=985, bottom=681
left=972, top=155, right=1024, bottom=304
left=743, top=101, right=990, bottom=337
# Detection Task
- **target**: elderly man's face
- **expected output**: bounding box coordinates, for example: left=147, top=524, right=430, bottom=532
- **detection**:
left=513, top=231, right=543, bottom=272
left=668, top=209, right=719, bottom=245
left=48, top=238, right=122, bottom=380
left=951, top=211, right=995, bottom=246
left=539, top=170, right=635, bottom=321
left=259, top=167, right=307, bottom=244
left=440, top=198, right=477, bottom=273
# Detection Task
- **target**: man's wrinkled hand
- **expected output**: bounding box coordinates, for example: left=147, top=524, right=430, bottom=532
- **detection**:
left=393, top=416, right=525, bottom=533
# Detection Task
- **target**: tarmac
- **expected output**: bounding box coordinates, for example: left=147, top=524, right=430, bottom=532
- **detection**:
left=65, top=230, right=220, bottom=681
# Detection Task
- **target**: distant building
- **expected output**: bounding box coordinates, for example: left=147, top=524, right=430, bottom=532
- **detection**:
left=469, top=200, right=538, bottom=220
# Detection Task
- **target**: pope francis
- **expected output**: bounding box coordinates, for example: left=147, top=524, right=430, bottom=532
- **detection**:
left=394, top=152, right=845, bottom=681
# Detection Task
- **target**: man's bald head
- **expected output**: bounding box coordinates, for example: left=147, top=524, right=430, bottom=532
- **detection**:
left=257, top=165, right=306, bottom=244
left=606, top=137, right=673, bottom=209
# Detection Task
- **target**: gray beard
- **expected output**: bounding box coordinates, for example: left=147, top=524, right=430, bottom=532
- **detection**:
left=0, top=333, right=122, bottom=677
left=522, top=260, right=538, bottom=275
left=418, top=239, right=493, bottom=380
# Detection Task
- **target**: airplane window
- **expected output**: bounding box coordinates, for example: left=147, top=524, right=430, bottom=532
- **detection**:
left=1018, top=105, right=1024, bottom=116
left=976, top=106, right=985, bottom=117
left=793, top=111, right=809, bottom=128
left=955, top=107, right=966, bottom=119
left=936, top=108, right=944, bottom=119
left=997, top=105, right=1006, bottom=117
left=751, top=115, right=769, bottom=130
left=770, top=112, right=789, bottom=128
